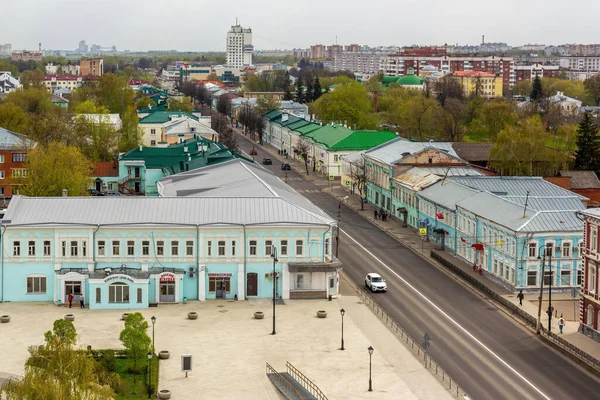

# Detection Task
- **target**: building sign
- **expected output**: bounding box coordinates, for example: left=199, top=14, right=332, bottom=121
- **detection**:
left=160, top=272, right=176, bottom=282
left=208, top=273, right=232, bottom=277
left=104, top=274, right=134, bottom=283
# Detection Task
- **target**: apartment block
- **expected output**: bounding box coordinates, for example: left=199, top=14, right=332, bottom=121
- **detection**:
left=80, top=58, right=104, bottom=77
left=514, top=63, right=561, bottom=82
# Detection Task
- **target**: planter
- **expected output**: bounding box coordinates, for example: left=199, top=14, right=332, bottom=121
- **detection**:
left=317, top=310, right=327, bottom=318
left=159, top=350, right=170, bottom=360
left=158, top=389, right=171, bottom=400
left=254, top=311, right=264, bottom=320
left=0, top=315, right=10, bottom=323
left=188, top=312, right=198, bottom=320
left=65, top=314, right=75, bottom=321
left=121, top=313, right=129, bottom=321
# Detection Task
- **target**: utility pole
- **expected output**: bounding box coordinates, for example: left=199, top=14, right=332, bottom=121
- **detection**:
left=548, top=251, right=553, bottom=333
left=536, top=245, right=546, bottom=335
left=335, top=196, right=348, bottom=258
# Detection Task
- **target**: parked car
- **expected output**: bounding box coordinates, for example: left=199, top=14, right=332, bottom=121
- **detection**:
left=365, top=273, right=387, bottom=292
left=262, top=158, right=272, bottom=165
left=250, top=148, right=258, bottom=155
left=281, top=163, right=291, bottom=170
left=106, top=192, right=122, bottom=196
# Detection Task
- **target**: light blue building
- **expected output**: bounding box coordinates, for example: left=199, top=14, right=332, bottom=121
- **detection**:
left=0, top=160, right=338, bottom=309
left=417, top=176, right=586, bottom=292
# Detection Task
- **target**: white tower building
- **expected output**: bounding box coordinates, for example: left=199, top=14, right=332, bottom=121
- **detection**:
left=226, top=22, right=253, bottom=67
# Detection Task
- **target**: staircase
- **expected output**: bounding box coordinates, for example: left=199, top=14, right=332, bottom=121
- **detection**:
left=266, top=362, right=328, bottom=400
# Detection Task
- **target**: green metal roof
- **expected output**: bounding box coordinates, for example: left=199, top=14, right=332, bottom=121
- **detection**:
left=286, top=119, right=312, bottom=130
left=396, top=75, right=423, bottom=86
left=139, top=111, right=199, bottom=124
left=294, top=123, right=322, bottom=135
left=328, top=131, right=398, bottom=151
left=302, top=124, right=354, bottom=149
left=264, top=110, right=282, bottom=120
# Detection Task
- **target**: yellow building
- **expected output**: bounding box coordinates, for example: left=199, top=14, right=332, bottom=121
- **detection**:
left=453, top=71, right=503, bottom=98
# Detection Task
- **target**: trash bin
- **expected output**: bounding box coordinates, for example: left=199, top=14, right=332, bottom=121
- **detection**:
left=183, top=297, right=187, bottom=304
left=57, top=300, right=62, bottom=307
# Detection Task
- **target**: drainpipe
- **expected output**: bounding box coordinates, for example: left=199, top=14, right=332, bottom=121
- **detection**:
left=454, top=207, right=458, bottom=253
left=323, top=226, right=332, bottom=262
left=1, top=224, right=5, bottom=302
left=93, top=225, right=100, bottom=270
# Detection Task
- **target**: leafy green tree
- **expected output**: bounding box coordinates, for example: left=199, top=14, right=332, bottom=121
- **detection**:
left=584, top=74, right=600, bottom=106
left=530, top=76, right=543, bottom=101
left=305, top=83, right=314, bottom=103
left=255, top=97, right=280, bottom=116
left=295, top=78, right=305, bottom=104
left=312, top=81, right=378, bottom=130
left=574, top=112, right=600, bottom=170
left=313, top=76, right=322, bottom=101
left=5, top=88, right=54, bottom=115
left=44, top=319, right=78, bottom=348
left=468, top=100, right=519, bottom=141
left=119, top=313, right=152, bottom=383
left=73, top=115, right=120, bottom=161
left=134, top=97, right=157, bottom=110
left=283, top=84, right=293, bottom=101
left=512, top=80, right=532, bottom=97
left=167, top=97, right=194, bottom=113
left=97, top=73, right=134, bottom=114
left=75, top=100, right=110, bottom=114
left=20, top=69, right=46, bottom=89
left=0, top=102, right=29, bottom=132
left=120, top=105, right=143, bottom=152
left=17, top=142, right=92, bottom=196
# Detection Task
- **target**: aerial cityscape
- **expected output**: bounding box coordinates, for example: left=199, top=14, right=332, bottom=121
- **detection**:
left=2, top=4, right=600, bottom=399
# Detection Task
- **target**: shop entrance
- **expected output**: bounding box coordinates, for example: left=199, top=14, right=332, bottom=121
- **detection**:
left=159, top=273, right=176, bottom=302
left=247, top=273, right=257, bottom=296
left=209, top=274, right=231, bottom=299
left=65, top=281, right=82, bottom=302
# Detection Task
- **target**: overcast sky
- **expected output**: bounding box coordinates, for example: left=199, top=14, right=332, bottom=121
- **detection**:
left=2, top=0, right=599, bottom=52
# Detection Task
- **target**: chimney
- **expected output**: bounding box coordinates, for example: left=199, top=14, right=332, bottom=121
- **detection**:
left=282, top=113, right=288, bottom=122
left=62, top=189, right=68, bottom=197
left=139, top=145, right=142, bottom=151
left=184, top=145, right=188, bottom=153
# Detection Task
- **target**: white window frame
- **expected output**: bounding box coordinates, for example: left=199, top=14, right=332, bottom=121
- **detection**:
left=13, top=240, right=20, bottom=257
left=43, top=240, right=51, bottom=257
left=527, top=270, right=537, bottom=286
left=98, top=240, right=106, bottom=257
left=112, top=239, right=120, bottom=257
left=295, top=239, right=304, bottom=256
left=142, top=240, right=150, bottom=256
left=156, top=240, right=164, bottom=256
left=265, top=239, right=274, bottom=257
left=28, top=240, right=36, bottom=257
left=562, top=241, right=571, bottom=258
left=171, top=240, right=179, bottom=257
left=186, top=240, right=194, bottom=257
left=26, top=275, right=46, bottom=294
left=528, top=242, right=537, bottom=258
left=592, top=229, right=598, bottom=251
left=218, top=240, right=226, bottom=257
left=589, top=266, right=596, bottom=294
left=70, top=240, right=78, bottom=257
left=127, top=239, right=135, bottom=257
left=280, top=239, right=288, bottom=256
left=109, top=282, right=130, bottom=303
left=545, top=241, right=554, bottom=258
left=560, top=270, right=571, bottom=286
left=249, top=239, right=257, bottom=256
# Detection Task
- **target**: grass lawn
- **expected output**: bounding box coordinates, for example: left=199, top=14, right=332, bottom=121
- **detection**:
left=111, top=354, right=159, bottom=399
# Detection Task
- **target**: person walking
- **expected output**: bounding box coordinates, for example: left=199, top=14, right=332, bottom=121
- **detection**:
left=558, top=314, right=566, bottom=334
left=517, top=290, right=524, bottom=306
left=373, top=209, right=378, bottom=220
left=68, top=293, right=73, bottom=308
left=79, top=293, right=85, bottom=309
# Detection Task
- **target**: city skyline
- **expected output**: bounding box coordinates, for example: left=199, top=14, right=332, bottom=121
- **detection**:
left=1, top=0, right=600, bottom=52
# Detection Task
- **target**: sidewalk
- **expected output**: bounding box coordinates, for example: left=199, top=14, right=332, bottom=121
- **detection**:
left=249, top=135, right=600, bottom=366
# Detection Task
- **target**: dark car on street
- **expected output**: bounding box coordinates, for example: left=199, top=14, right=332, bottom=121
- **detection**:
left=281, top=163, right=291, bottom=170
left=262, top=158, right=272, bottom=165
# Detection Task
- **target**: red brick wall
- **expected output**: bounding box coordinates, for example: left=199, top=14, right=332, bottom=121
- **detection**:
left=0, top=149, right=27, bottom=197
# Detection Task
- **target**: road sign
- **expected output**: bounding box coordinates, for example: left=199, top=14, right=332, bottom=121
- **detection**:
left=419, top=228, right=427, bottom=236
left=328, top=174, right=335, bottom=181
left=420, top=236, right=426, bottom=242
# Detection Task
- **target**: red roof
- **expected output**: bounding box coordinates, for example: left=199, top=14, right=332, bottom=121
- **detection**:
left=453, top=71, right=496, bottom=78
left=129, top=79, right=150, bottom=85
left=45, top=75, right=81, bottom=81
left=93, top=161, right=119, bottom=177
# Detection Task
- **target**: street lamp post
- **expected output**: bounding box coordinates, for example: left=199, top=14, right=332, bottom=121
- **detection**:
left=367, top=346, right=374, bottom=392
left=536, top=245, right=546, bottom=335
left=272, top=247, right=278, bottom=335
left=340, top=308, right=345, bottom=350
left=548, top=249, right=553, bottom=333
left=151, top=316, right=156, bottom=354
left=147, top=351, right=152, bottom=398
left=335, top=196, right=348, bottom=258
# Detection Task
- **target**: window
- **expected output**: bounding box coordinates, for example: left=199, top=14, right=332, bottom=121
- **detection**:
left=150, top=140, right=156, bottom=146
left=589, top=267, right=596, bottom=293
left=325, top=238, right=330, bottom=255
left=82, top=241, right=87, bottom=257
left=0, top=171, right=4, bottom=179
left=0, top=155, right=4, bottom=163
left=280, top=240, right=288, bottom=256
left=592, top=229, right=598, bottom=251
left=43, top=240, right=51, bottom=257
left=232, top=240, right=236, bottom=256
left=61, top=241, right=67, bottom=257
left=562, top=242, right=571, bottom=258
left=186, top=240, right=194, bottom=256
left=157, top=240, right=164, bottom=256
left=560, top=270, right=571, bottom=286
left=109, top=283, right=129, bottom=303
left=70, top=241, right=78, bottom=257
left=13, top=240, right=20, bottom=257
left=28, top=240, right=35, bottom=257
left=12, top=153, right=27, bottom=162
left=137, top=288, right=143, bottom=303
left=112, top=240, right=120, bottom=256
left=543, top=270, right=553, bottom=286
left=249, top=240, right=257, bottom=256
left=96, top=288, right=101, bottom=303
left=528, top=243, right=537, bottom=258
left=296, top=274, right=305, bottom=289
left=207, top=240, right=212, bottom=257
left=587, top=305, right=594, bottom=327
left=12, top=169, right=28, bottom=179
left=142, top=240, right=150, bottom=256
left=527, top=270, right=537, bottom=286
left=296, top=240, right=304, bottom=256
left=265, top=240, right=273, bottom=256
left=218, top=240, right=226, bottom=256
left=578, top=270, right=582, bottom=286
left=545, top=243, right=554, bottom=258
left=127, top=240, right=135, bottom=256
left=98, top=240, right=106, bottom=256
left=26, top=276, right=46, bottom=293
left=333, top=155, right=339, bottom=162
left=171, top=240, right=179, bottom=256
left=151, top=128, right=156, bottom=135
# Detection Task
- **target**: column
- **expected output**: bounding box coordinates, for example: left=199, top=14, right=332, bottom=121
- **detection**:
left=198, top=263, right=206, bottom=301
left=237, top=263, right=245, bottom=300
left=282, top=263, right=290, bottom=300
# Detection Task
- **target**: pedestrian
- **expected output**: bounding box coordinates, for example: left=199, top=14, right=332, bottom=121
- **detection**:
left=373, top=209, right=378, bottom=220
left=558, top=314, right=565, bottom=334
left=517, top=290, right=524, bottom=306
left=79, top=293, right=85, bottom=309
left=382, top=210, right=387, bottom=221
left=68, top=293, right=73, bottom=308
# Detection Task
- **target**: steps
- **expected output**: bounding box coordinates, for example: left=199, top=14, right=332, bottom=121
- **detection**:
left=266, top=362, right=327, bottom=400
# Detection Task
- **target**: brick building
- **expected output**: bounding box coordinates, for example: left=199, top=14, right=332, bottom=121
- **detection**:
left=514, top=63, right=561, bottom=82
left=0, top=127, right=33, bottom=198
left=80, top=58, right=104, bottom=77
left=580, top=208, right=600, bottom=338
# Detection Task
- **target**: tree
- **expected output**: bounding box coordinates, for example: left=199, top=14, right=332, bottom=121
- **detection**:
left=5, top=88, right=54, bottom=115
left=436, top=98, right=467, bottom=142
left=1, top=319, right=117, bottom=399
left=72, top=114, right=120, bottom=161
left=255, top=97, right=280, bottom=116
left=283, top=84, right=293, bottom=101
left=468, top=100, right=519, bottom=141
left=296, top=138, right=311, bottom=175
left=134, top=97, right=156, bottom=110
left=206, top=72, right=220, bottom=82
left=305, top=83, right=314, bottom=103
left=119, top=313, right=151, bottom=383
left=20, top=69, right=45, bottom=89
left=398, top=96, right=439, bottom=141
left=350, top=159, right=367, bottom=210
left=219, top=127, right=239, bottom=152
left=313, top=76, right=322, bottom=101
left=312, top=81, right=378, bottom=130
left=75, top=100, right=110, bottom=114
left=530, top=76, right=543, bottom=101
left=0, top=102, right=28, bottom=132
left=295, top=78, right=305, bottom=104
left=584, top=74, right=600, bottom=106
left=216, top=95, right=232, bottom=118
left=574, top=112, right=600, bottom=170
left=512, top=80, right=532, bottom=97
left=434, top=75, right=464, bottom=106
left=97, top=73, right=134, bottom=114
left=17, top=142, right=92, bottom=197
left=120, top=105, right=143, bottom=152
left=167, top=97, right=194, bottom=113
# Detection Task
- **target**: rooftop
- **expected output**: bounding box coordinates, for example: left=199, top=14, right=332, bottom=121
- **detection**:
left=453, top=71, right=497, bottom=78
left=364, top=138, right=460, bottom=166
left=93, top=161, right=119, bottom=177
left=0, top=127, right=33, bottom=149
left=328, top=130, right=398, bottom=151
left=139, top=111, right=199, bottom=124
left=451, top=142, right=494, bottom=162
left=559, top=170, right=600, bottom=189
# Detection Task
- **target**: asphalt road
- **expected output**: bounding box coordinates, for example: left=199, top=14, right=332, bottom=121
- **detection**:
left=235, top=132, right=600, bottom=400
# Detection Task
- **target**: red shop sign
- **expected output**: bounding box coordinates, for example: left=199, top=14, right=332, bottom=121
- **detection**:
left=160, top=273, right=176, bottom=282
left=208, top=273, right=232, bottom=277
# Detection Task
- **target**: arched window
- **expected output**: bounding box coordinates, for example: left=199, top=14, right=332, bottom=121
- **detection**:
left=587, top=305, right=595, bottom=327
left=109, top=282, right=130, bottom=303
left=137, top=288, right=143, bottom=303
left=95, top=288, right=101, bottom=303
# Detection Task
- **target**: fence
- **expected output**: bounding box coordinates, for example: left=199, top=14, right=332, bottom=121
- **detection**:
left=430, top=251, right=600, bottom=372
left=286, top=361, right=328, bottom=400
left=355, top=285, right=467, bottom=398
left=266, top=362, right=304, bottom=400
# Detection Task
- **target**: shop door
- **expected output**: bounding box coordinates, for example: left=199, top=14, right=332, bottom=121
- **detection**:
left=216, top=279, right=229, bottom=299
left=329, top=277, right=338, bottom=295
left=65, top=281, right=82, bottom=302
left=247, top=273, right=258, bottom=296
left=160, top=282, right=175, bottom=302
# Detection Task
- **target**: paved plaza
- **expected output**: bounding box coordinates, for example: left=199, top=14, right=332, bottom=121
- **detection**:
left=0, top=279, right=452, bottom=400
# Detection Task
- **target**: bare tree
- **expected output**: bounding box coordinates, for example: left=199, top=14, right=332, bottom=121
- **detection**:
left=350, top=159, right=367, bottom=210
left=296, top=139, right=311, bottom=176
left=219, top=127, right=239, bottom=152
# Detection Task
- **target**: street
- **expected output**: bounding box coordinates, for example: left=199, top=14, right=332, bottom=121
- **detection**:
left=235, top=132, right=600, bottom=400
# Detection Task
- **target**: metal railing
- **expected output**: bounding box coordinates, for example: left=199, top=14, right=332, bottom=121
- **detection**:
left=266, top=362, right=304, bottom=400
left=355, top=285, right=466, bottom=398
left=286, top=361, right=328, bottom=400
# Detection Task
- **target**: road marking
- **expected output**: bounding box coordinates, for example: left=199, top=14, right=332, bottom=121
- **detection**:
left=341, top=228, right=551, bottom=400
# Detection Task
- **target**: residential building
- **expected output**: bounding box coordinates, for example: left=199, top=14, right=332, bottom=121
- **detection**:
left=78, top=40, right=89, bottom=54
left=44, top=75, right=86, bottom=92
left=0, top=159, right=338, bottom=309
left=226, top=24, right=253, bottom=67
left=11, top=50, right=42, bottom=62
left=76, top=114, right=122, bottom=131
left=80, top=58, right=104, bottom=77
left=560, top=56, right=600, bottom=80
left=180, top=64, right=213, bottom=82
left=344, top=44, right=361, bottom=53
left=0, top=127, right=33, bottom=198
left=292, top=48, right=310, bottom=59
left=333, top=51, right=384, bottom=76
left=0, top=44, right=12, bottom=57
left=514, top=63, right=561, bottom=82
left=546, top=171, right=600, bottom=207
left=92, top=161, right=119, bottom=193
left=50, top=94, right=69, bottom=109
left=549, top=91, right=583, bottom=114
left=0, top=72, right=21, bottom=93
left=451, top=142, right=495, bottom=169
left=326, top=45, right=343, bottom=60
left=417, top=177, right=585, bottom=292
left=568, top=44, right=600, bottom=56
left=453, top=70, right=503, bottom=98
left=310, top=45, right=326, bottom=59
left=580, top=208, right=600, bottom=336
left=243, top=92, right=285, bottom=100
left=45, top=63, right=80, bottom=76
left=138, top=111, right=217, bottom=147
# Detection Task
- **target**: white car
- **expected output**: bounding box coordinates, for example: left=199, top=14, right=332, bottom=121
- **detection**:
left=365, top=273, right=387, bottom=292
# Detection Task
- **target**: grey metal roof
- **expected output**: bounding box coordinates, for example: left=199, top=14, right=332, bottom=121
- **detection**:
left=393, top=167, right=441, bottom=191
left=518, top=211, right=583, bottom=233
left=503, top=196, right=585, bottom=211
left=418, top=181, right=479, bottom=210
left=0, top=127, right=33, bottom=149
left=559, top=170, right=600, bottom=189
left=417, top=166, right=483, bottom=177
left=457, top=192, right=535, bottom=231
left=363, top=137, right=460, bottom=165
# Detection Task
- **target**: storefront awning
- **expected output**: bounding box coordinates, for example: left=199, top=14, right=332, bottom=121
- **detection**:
left=471, top=243, right=484, bottom=251
left=289, top=261, right=342, bottom=272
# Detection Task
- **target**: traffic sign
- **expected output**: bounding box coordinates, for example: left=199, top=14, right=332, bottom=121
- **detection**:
left=328, top=174, right=335, bottom=181
left=419, top=228, right=427, bottom=236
